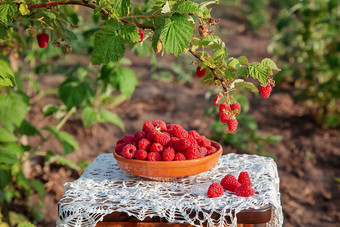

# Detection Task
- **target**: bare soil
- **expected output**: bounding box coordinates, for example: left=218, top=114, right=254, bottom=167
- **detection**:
left=21, top=4, right=340, bottom=227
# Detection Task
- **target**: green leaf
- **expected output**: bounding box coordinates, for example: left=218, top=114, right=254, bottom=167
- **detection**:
left=0, top=57, right=15, bottom=87
left=237, top=66, right=249, bottom=77
left=112, top=0, right=130, bottom=17
left=0, top=166, right=11, bottom=189
left=17, top=120, right=42, bottom=137
left=61, top=141, right=74, bottom=156
left=45, top=151, right=80, bottom=171
left=119, top=23, right=139, bottom=43
left=110, top=67, right=137, bottom=96
left=261, top=58, right=280, bottom=70
left=249, top=63, right=269, bottom=86
left=173, top=1, right=202, bottom=14
left=213, top=48, right=226, bottom=60
left=100, top=110, right=125, bottom=132
left=200, top=35, right=225, bottom=50
left=30, top=180, right=45, bottom=198
left=43, top=126, right=78, bottom=154
left=82, top=107, right=97, bottom=127
left=59, top=77, right=94, bottom=109
left=238, top=56, right=249, bottom=65
left=152, top=15, right=166, bottom=50
left=230, top=79, right=259, bottom=92
left=0, top=23, right=9, bottom=40
left=161, top=13, right=193, bottom=56
left=43, top=105, right=59, bottom=117
left=9, top=211, right=29, bottom=227
left=0, top=126, right=18, bottom=143
left=91, top=19, right=125, bottom=65
left=58, top=131, right=78, bottom=150
left=0, top=3, right=17, bottom=23
left=18, top=222, right=36, bottom=227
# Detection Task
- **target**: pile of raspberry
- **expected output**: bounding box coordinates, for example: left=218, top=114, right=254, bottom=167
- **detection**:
left=115, top=120, right=217, bottom=161
left=207, top=171, right=255, bottom=198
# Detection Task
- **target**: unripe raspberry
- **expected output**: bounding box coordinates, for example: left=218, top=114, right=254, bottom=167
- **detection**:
left=227, top=119, right=238, bottom=132
left=28, top=27, right=37, bottom=37
left=230, top=101, right=241, bottom=115
left=259, top=85, right=272, bottom=98
left=196, top=66, right=206, bottom=78
left=62, top=44, right=72, bottom=54
left=154, top=40, right=163, bottom=53
left=37, top=33, right=49, bottom=48
left=198, top=23, right=208, bottom=38
left=138, top=29, right=144, bottom=43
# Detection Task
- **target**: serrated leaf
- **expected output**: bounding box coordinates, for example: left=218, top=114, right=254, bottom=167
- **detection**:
left=152, top=15, right=166, bottom=50
left=59, top=78, right=94, bottom=109
left=0, top=23, right=9, bottom=40
left=100, top=110, right=125, bottom=132
left=261, top=58, right=280, bottom=70
left=82, top=107, right=97, bottom=127
left=110, top=67, right=137, bottom=96
left=200, top=35, right=225, bottom=50
left=199, top=72, right=215, bottom=85
left=0, top=3, right=17, bottom=23
left=238, top=56, right=249, bottom=65
left=17, top=120, right=42, bottom=137
left=249, top=63, right=269, bottom=86
left=119, top=23, right=139, bottom=43
left=237, top=65, right=249, bottom=78
left=230, top=79, right=259, bottom=92
left=161, top=13, right=193, bottom=56
left=112, top=0, right=130, bottom=17
left=227, top=58, right=239, bottom=68
left=0, top=57, right=15, bottom=87
left=173, top=1, right=202, bottom=14
left=213, top=48, right=226, bottom=60
left=19, top=4, right=30, bottom=16
left=91, top=19, right=125, bottom=65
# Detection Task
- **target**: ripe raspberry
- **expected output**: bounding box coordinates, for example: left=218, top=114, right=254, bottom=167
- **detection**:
left=122, top=144, right=137, bottom=159
left=220, top=174, right=241, bottom=192
left=172, top=125, right=188, bottom=139
left=259, top=85, right=272, bottom=98
left=138, top=29, right=144, bottom=43
left=148, top=152, right=162, bottom=161
left=135, top=149, right=148, bottom=160
left=219, top=104, right=230, bottom=114
left=238, top=172, right=251, bottom=185
left=174, top=152, right=186, bottom=161
left=235, top=183, right=255, bottom=197
left=196, top=66, right=206, bottom=78
left=150, top=143, right=163, bottom=153
left=206, top=146, right=217, bottom=155
left=147, top=129, right=160, bottom=142
left=115, top=143, right=125, bottom=156
left=168, top=137, right=180, bottom=148
left=207, top=183, right=224, bottom=198
left=154, top=132, right=171, bottom=146
left=227, top=119, right=238, bottom=132
left=167, top=124, right=176, bottom=130
left=134, top=131, right=146, bottom=144
left=174, top=139, right=192, bottom=153
left=230, top=101, right=241, bottom=115
left=199, top=146, right=208, bottom=158
left=143, top=121, right=154, bottom=134
left=184, top=146, right=200, bottom=160
left=213, top=93, right=223, bottom=106
left=152, top=120, right=167, bottom=131
left=138, top=138, right=151, bottom=151
left=162, top=147, right=175, bottom=161
left=37, top=33, right=49, bottom=48
left=220, top=111, right=230, bottom=123
left=188, top=130, right=200, bottom=140
left=189, top=138, right=198, bottom=148
left=198, top=136, right=211, bottom=147
left=123, top=134, right=135, bottom=144
left=116, top=138, right=125, bottom=145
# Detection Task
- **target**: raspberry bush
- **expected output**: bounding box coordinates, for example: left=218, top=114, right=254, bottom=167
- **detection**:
left=0, top=0, right=280, bottom=224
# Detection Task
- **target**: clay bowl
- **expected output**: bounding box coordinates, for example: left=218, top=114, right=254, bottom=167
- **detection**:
left=113, top=141, right=222, bottom=181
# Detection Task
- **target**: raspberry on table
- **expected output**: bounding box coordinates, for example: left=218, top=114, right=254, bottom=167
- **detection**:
left=174, top=139, right=192, bottom=153
left=220, top=174, right=241, bottom=192
left=138, top=138, right=151, bottom=151
left=150, top=142, right=163, bottom=153
left=238, top=172, right=251, bottom=185
left=259, top=85, right=272, bottom=98
left=152, top=120, right=167, bottom=131
left=135, top=149, right=148, bottom=160
left=123, top=134, right=135, bottom=144
left=172, top=125, right=189, bottom=139
left=207, top=183, right=224, bottom=198
left=188, top=130, right=200, bottom=140
left=148, top=152, right=162, bottom=161
left=115, top=143, right=125, bottom=156
left=154, top=132, right=171, bottom=146
left=143, top=121, right=154, bottom=134
left=227, top=119, right=238, bottom=132
left=174, top=152, right=186, bottom=161
left=235, top=183, right=255, bottom=197
left=134, top=131, right=146, bottom=144
left=162, top=147, right=175, bottom=161
left=206, top=146, right=217, bottom=155
left=184, top=146, right=200, bottom=160
left=230, top=101, right=241, bottom=115
left=122, top=144, right=137, bottom=159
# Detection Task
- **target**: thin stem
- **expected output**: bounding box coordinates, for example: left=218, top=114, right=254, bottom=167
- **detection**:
left=56, top=106, right=76, bottom=130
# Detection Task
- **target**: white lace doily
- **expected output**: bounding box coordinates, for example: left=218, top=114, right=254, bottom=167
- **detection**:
left=57, top=153, right=283, bottom=227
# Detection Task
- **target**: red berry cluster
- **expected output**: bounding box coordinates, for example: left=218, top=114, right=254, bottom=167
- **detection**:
left=207, top=171, right=255, bottom=198
left=213, top=93, right=241, bottom=132
left=115, top=120, right=218, bottom=161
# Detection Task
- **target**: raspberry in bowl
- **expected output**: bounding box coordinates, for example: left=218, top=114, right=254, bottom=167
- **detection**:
left=113, top=120, right=223, bottom=181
